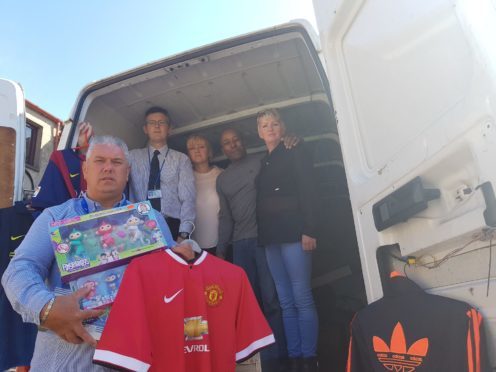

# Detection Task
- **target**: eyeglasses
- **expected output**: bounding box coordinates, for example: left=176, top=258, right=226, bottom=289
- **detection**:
left=146, top=120, right=169, bottom=127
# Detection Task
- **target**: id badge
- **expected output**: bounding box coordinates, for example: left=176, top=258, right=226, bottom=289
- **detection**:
left=148, top=189, right=162, bottom=199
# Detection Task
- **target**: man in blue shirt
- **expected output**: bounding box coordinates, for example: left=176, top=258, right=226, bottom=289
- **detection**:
left=2, top=135, right=193, bottom=371
left=128, top=107, right=196, bottom=242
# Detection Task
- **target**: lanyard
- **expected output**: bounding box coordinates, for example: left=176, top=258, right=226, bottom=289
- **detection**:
left=148, top=148, right=169, bottom=189
left=80, top=198, right=91, bottom=214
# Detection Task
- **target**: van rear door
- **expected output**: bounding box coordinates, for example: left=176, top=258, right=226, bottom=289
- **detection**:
left=314, top=0, right=496, bottom=356
left=0, top=78, right=26, bottom=207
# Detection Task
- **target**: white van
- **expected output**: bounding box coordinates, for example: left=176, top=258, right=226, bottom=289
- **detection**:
left=1, top=0, right=495, bottom=368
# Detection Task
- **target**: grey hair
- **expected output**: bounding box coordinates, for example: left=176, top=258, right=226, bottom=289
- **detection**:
left=256, top=108, right=283, bottom=125
left=86, top=135, right=130, bottom=162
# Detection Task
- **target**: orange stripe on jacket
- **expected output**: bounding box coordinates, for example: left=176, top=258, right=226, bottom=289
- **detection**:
left=467, top=326, right=474, bottom=372
left=470, top=309, right=481, bottom=372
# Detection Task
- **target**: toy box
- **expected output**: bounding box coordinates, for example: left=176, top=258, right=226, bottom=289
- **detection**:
left=50, top=201, right=166, bottom=282
left=69, top=264, right=127, bottom=310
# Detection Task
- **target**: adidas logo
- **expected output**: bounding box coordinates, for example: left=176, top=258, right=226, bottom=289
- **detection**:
left=373, top=322, right=429, bottom=372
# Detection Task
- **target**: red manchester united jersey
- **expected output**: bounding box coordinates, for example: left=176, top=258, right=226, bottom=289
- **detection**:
left=93, top=250, right=274, bottom=371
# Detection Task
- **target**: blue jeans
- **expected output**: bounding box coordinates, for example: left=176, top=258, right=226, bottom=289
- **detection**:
left=265, top=241, right=318, bottom=358
left=233, top=238, right=287, bottom=363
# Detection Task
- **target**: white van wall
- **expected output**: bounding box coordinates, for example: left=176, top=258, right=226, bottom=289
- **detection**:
left=314, top=0, right=496, bottom=361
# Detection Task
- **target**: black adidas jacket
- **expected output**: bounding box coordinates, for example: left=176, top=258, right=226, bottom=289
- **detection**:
left=347, top=274, right=491, bottom=371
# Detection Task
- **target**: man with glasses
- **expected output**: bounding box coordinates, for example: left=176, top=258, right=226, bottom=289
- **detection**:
left=128, top=107, right=196, bottom=241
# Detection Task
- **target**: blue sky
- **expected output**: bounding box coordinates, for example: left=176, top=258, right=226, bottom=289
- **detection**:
left=0, top=1, right=317, bottom=120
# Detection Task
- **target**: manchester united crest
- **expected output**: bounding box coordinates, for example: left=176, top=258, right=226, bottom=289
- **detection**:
left=204, top=284, right=223, bottom=306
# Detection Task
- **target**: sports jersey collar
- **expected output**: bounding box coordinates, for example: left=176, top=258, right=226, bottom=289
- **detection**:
left=165, top=249, right=208, bottom=266
left=385, top=275, right=424, bottom=297
left=81, top=193, right=127, bottom=213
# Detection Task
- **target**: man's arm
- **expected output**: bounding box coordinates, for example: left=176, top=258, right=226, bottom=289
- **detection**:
left=76, top=122, right=93, bottom=155
left=155, top=212, right=175, bottom=248
left=292, top=143, right=318, bottom=250
left=127, top=149, right=141, bottom=203
left=1, top=208, right=104, bottom=345
left=155, top=212, right=194, bottom=260
left=177, top=154, right=196, bottom=236
left=2, top=209, right=59, bottom=324
left=216, top=176, right=234, bottom=259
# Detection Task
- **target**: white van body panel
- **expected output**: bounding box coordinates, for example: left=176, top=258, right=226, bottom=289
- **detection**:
left=0, top=78, right=26, bottom=203
left=314, top=0, right=496, bottom=358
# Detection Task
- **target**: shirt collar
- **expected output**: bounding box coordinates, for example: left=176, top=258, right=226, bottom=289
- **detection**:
left=81, top=192, right=127, bottom=213
left=264, top=141, right=284, bottom=160
left=384, top=275, right=424, bottom=297
left=165, top=249, right=208, bottom=266
left=148, top=144, right=169, bottom=155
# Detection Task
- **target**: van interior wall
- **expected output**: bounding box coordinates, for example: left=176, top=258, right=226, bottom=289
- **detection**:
left=84, top=99, right=148, bottom=149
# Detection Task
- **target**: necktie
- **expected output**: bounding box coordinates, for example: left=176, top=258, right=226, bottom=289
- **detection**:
left=148, top=150, right=161, bottom=211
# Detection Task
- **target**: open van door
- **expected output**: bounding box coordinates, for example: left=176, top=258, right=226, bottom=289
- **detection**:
left=314, top=0, right=496, bottom=358
left=0, top=79, right=26, bottom=208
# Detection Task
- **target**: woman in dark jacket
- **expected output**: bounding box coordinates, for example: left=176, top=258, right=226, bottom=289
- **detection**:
left=256, top=108, right=319, bottom=372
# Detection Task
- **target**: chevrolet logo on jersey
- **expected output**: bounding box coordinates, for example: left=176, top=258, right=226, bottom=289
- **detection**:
left=184, top=316, right=208, bottom=341
left=373, top=322, right=429, bottom=372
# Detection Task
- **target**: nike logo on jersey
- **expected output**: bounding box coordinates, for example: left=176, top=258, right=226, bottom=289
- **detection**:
left=10, top=234, right=25, bottom=241
left=69, top=172, right=80, bottom=178
left=164, top=288, right=183, bottom=303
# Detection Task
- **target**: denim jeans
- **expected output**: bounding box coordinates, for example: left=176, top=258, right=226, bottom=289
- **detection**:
left=265, top=241, right=318, bottom=358
left=232, top=238, right=287, bottom=364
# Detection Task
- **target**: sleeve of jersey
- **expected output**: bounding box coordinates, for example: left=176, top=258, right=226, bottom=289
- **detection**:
left=234, top=270, right=275, bottom=362
left=30, top=153, right=71, bottom=209
left=93, top=262, right=152, bottom=371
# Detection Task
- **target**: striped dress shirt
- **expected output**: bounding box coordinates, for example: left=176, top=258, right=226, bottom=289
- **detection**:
left=128, top=145, right=196, bottom=234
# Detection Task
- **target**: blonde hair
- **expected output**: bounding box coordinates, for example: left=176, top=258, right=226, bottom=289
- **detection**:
left=256, top=108, right=283, bottom=126
left=186, top=134, right=213, bottom=160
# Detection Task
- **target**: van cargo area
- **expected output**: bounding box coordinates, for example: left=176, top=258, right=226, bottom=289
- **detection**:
left=63, top=15, right=496, bottom=367
left=67, top=23, right=366, bottom=370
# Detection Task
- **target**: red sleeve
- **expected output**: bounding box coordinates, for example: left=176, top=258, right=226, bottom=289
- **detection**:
left=234, top=270, right=275, bottom=361
left=93, top=262, right=152, bottom=371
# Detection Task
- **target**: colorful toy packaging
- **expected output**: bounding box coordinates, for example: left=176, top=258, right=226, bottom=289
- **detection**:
left=50, top=201, right=168, bottom=338
left=50, top=201, right=165, bottom=283
left=69, top=265, right=127, bottom=310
